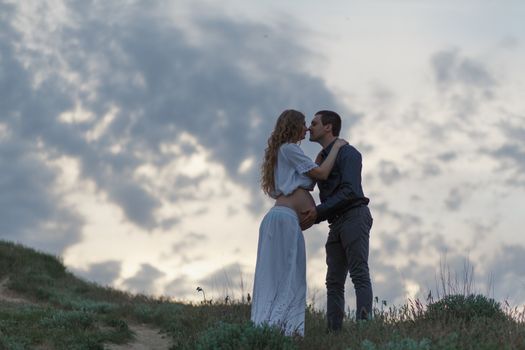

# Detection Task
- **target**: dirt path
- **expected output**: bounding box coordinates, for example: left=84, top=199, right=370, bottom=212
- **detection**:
left=0, top=277, right=171, bottom=349
left=105, top=323, right=172, bottom=350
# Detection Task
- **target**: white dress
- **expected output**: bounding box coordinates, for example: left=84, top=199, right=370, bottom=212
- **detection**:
left=251, top=143, right=318, bottom=336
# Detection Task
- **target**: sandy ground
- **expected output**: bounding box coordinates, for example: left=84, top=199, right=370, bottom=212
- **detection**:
left=0, top=277, right=171, bottom=349
left=105, top=324, right=172, bottom=350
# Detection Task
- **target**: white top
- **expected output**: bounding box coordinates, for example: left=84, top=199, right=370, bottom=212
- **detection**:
left=270, top=143, right=318, bottom=199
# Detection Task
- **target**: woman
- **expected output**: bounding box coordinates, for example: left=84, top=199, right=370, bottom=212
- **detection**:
left=251, top=109, right=346, bottom=336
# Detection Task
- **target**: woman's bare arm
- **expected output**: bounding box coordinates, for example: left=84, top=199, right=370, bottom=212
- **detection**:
left=306, top=139, right=347, bottom=180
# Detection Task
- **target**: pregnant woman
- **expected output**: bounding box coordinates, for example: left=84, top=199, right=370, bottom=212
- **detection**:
left=251, top=109, right=346, bottom=336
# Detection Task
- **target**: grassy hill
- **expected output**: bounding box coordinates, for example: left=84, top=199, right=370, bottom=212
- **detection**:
left=1, top=240, right=524, bottom=349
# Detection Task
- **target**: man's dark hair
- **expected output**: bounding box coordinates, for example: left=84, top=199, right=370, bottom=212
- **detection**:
left=315, top=110, right=341, bottom=136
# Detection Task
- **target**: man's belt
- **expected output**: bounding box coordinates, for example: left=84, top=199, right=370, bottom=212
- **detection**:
left=327, top=204, right=366, bottom=224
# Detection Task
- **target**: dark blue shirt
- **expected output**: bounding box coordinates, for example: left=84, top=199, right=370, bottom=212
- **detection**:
left=316, top=140, right=369, bottom=223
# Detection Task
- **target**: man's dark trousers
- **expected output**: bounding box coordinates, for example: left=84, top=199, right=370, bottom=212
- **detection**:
left=325, top=206, right=373, bottom=331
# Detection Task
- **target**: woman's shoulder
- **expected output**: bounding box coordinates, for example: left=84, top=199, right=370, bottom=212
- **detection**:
left=279, top=142, right=302, bottom=154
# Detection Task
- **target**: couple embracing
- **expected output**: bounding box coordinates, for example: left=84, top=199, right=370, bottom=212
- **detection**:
left=251, top=109, right=374, bottom=336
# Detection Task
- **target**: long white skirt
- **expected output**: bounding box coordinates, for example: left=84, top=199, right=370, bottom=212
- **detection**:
left=251, top=206, right=306, bottom=336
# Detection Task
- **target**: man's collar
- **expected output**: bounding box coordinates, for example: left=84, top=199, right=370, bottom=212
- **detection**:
left=321, top=139, right=337, bottom=157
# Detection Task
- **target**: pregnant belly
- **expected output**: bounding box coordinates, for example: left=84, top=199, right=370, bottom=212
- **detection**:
left=275, top=188, right=315, bottom=230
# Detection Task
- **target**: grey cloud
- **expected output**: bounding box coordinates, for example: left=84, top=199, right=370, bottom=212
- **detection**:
left=171, top=232, right=207, bottom=255
left=432, top=49, right=495, bottom=89
left=488, top=143, right=525, bottom=187
left=227, top=206, right=239, bottom=217
left=73, top=260, right=122, bottom=286
left=1, top=3, right=158, bottom=234
left=0, top=141, right=83, bottom=254
left=496, top=119, right=525, bottom=178
left=445, top=182, right=479, bottom=212
left=371, top=245, right=525, bottom=306
left=431, top=49, right=497, bottom=119
left=368, top=240, right=476, bottom=305
left=432, top=49, right=458, bottom=86
left=497, top=36, right=519, bottom=49
left=410, top=194, right=422, bottom=202
left=1, top=0, right=350, bottom=251
left=500, top=120, right=525, bottom=141
left=165, top=275, right=193, bottom=299
left=123, top=263, right=165, bottom=294
left=187, top=232, right=207, bottom=240
left=110, top=181, right=160, bottom=229
left=160, top=231, right=207, bottom=262
left=198, top=262, right=250, bottom=298
left=371, top=201, right=422, bottom=231
left=173, top=171, right=234, bottom=201
left=368, top=258, right=407, bottom=305
left=354, top=141, right=375, bottom=155
left=422, top=162, right=441, bottom=177
left=444, top=187, right=463, bottom=211
left=378, top=160, right=403, bottom=185
left=456, top=58, right=495, bottom=88
left=438, top=151, right=457, bottom=162
left=175, top=173, right=210, bottom=189
left=401, top=247, right=525, bottom=305
left=422, top=122, right=448, bottom=142
left=304, top=225, right=327, bottom=259
left=465, top=220, right=498, bottom=251
left=376, top=231, right=401, bottom=256
left=375, top=228, right=455, bottom=262
left=427, top=233, right=460, bottom=257
left=485, top=245, right=525, bottom=304
left=160, top=217, right=180, bottom=230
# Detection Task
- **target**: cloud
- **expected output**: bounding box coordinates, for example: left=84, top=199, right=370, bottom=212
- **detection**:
left=3, top=2, right=524, bottom=307
left=165, top=275, right=194, bottom=299
left=370, top=259, right=409, bottom=304
left=1, top=1, right=347, bottom=253
left=370, top=201, right=422, bottom=231
left=444, top=187, right=463, bottom=211
left=73, top=260, right=122, bottom=286
left=0, top=141, right=83, bottom=254
left=304, top=225, right=327, bottom=259
left=497, top=36, right=520, bottom=49
left=487, top=119, right=525, bottom=187
left=162, top=231, right=208, bottom=263
left=485, top=245, right=525, bottom=303
left=432, top=49, right=495, bottom=90
left=123, top=263, right=165, bottom=294
left=438, top=151, right=457, bottom=162
left=378, top=160, right=403, bottom=185
left=487, top=143, right=525, bottom=188
left=430, top=48, right=497, bottom=120
left=421, top=161, right=441, bottom=177
left=198, top=262, right=250, bottom=299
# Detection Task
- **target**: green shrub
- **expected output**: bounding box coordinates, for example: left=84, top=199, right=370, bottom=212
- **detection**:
left=195, top=322, right=296, bottom=350
left=425, top=294, right=506, bottom=321
left=40, top=310, right=96, bottom=330
left=65, top=299, right=117, bottom=313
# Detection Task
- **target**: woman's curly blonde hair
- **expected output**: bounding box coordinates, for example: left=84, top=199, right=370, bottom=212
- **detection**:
left=261, top=109, right=306, bottom=196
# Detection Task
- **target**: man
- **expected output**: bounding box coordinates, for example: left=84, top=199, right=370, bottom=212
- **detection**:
left=302, top=110, right=373, bottom=331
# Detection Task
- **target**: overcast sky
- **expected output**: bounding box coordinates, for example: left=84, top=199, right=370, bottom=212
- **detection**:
left=1, top=0, right=524, bottom=309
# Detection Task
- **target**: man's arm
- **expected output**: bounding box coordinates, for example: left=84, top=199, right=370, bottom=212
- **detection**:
left=315, top=147, right=362, bottom=223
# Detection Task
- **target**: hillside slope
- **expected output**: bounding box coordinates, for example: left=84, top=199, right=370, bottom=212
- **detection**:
left=0, top=240, right=177, bottom=349
left=1, top=240, right=525, bottom=350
